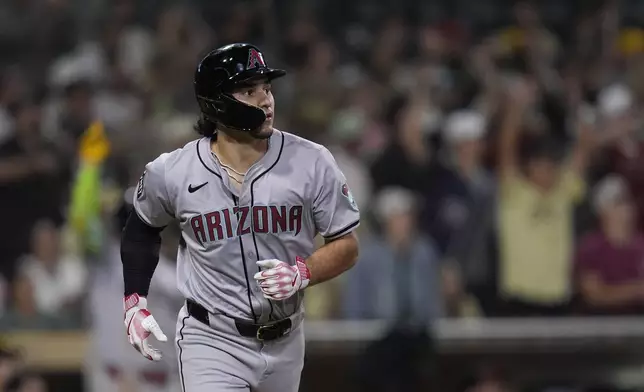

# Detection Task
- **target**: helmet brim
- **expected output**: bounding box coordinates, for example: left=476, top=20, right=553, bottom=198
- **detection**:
left=226, top=68, right=286, bottom=89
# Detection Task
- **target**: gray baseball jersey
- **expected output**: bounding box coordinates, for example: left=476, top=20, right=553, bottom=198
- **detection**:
left=133, top=130, right=360, bottom=323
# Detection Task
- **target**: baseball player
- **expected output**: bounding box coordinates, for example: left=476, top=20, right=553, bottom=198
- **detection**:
left=120, top=43, right=361, bottom=392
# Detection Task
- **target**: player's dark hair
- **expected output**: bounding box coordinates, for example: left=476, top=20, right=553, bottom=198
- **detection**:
left=193, top=114, right=217, bottom=138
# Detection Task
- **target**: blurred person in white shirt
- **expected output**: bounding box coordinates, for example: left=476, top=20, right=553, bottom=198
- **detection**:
left=17, top=220, right=87, bottom=317
left=85, top=194, right=182, bottom=392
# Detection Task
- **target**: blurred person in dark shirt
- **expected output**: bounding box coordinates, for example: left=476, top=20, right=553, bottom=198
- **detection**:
left=0, top=69, right=26, bottom=145
left=0, top=99, right=65, bottom=283
left=55, top=80, right=94, bottom=155
left=424, top=109, right=496, bottom=315
left=370, top=93, right=434, bottom=195
left=575, top=175, right=644, bottom=315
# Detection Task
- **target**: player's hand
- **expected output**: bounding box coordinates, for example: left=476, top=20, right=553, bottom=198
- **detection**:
left=254, top=257, right=311, bottom=301
left=124, top=293, right=168, bottom=361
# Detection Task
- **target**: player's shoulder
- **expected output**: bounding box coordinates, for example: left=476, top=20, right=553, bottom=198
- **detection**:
left=146, top=138, right=201, bottom=172
left=279, top=130, right=333, bottom=161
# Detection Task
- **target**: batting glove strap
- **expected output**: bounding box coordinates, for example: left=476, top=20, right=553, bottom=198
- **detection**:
left=295, top=256, right=311, bottom=290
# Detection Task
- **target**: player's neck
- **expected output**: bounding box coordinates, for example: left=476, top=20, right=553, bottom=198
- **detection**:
left=212, top=131, right=268, bottom=173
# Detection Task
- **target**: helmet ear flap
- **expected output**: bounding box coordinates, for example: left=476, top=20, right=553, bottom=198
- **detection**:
left=196, top=95, right=222, bottom=118
left=217, top=93, right=266, bottom=131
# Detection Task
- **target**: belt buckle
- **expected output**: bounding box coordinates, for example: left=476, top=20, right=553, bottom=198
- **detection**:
left=256, top=325, right=270, bottom=341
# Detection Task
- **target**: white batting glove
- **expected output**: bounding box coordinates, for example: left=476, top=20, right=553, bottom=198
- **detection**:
left=124, top=293, right=168, bottom=361
left=254, top=257, right=311, bottom=301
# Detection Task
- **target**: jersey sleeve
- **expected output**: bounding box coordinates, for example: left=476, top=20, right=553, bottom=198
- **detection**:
left=312, top=148, right=360, bottom=240
left=132, top=155, right=174, bottom=228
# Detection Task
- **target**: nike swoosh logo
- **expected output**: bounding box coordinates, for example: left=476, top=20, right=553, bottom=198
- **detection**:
left=188, top=182, right=208, bottom=193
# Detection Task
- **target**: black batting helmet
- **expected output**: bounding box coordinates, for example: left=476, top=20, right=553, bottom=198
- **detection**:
left=194, top=43, right=286, bottom=132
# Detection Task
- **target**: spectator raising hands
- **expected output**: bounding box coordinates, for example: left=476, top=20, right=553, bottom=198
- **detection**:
left=496, top=76, right=594, bottom=316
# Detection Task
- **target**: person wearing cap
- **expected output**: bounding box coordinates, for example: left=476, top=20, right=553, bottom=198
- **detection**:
left=575, top=175, right=644, bottom=315
left=341, top=186, right=441, bottom=391
left=423, top=109, right=495, bottom=315
left=342, top=186, right=442, bottom=322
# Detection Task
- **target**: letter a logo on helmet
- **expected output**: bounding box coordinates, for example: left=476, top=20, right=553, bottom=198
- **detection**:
left=247, top=48, right=265, bottom=69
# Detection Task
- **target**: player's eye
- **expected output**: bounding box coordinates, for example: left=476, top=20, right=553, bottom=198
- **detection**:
left=263, top=85, right=272, bottom=94
left=244, top=89, right=255, bottom=97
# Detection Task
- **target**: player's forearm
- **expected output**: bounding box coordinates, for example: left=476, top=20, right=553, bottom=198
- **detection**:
left=305, top=232, right=359, bottom=287
left=121, top=210, right=163, bottom=297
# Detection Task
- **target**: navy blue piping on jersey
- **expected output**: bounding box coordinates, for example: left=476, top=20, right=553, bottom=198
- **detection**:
left=324, top=219, right=360, bottom=241
left=196, top=138, right=258, bottom=323
left=177, top=314, right=189, bottom=392
left=196, top=138, right=223, bottom=179
left=249, top=131, right=285, bottom=321
left=231, top=195, right=258, bottom=323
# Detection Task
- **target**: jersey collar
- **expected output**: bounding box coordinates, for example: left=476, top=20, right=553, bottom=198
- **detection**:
left=196, top=129, right=284, bottom=185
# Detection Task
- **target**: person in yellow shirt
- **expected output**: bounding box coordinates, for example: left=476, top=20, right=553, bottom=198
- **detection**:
left=496, top=77, right=594, bottom=316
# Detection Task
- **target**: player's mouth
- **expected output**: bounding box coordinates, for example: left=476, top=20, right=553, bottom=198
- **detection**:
left=264, top=112, right=273, bottom=120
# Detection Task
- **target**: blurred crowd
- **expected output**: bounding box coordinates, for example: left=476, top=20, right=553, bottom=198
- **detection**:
left=2, top=0, right=644, bottom=390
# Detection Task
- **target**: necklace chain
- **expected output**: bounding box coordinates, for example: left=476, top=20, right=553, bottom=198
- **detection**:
left=210, top=138, right=271, bottom=185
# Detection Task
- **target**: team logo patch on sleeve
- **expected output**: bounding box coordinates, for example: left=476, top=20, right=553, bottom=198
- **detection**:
left=136, top=170, right=147, bottom=200
left=341, top=183, right=358, bottom=210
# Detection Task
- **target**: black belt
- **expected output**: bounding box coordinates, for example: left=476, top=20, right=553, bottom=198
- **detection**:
left=186, top=299, right=293, bottom=342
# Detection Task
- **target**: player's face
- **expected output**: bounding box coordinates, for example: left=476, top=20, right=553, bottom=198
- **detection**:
left=232, top=79, right=275, bottom=139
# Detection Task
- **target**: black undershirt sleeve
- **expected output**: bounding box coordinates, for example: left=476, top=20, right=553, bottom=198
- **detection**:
left=121, top=210, right=165, bottom=297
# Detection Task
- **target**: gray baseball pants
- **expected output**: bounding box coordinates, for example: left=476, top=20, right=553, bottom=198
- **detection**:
left=175, top=304, right=305, bottom=392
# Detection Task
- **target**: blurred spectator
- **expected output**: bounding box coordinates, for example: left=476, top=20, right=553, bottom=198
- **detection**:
left=0, top=270, right=71, bottom=330
left=0, top=99, right=65, bottom=283
left=289, top=39, right=342, bottom=142
left=16, top=220, right=87, bottom=317
left=85, top=197, right=182, bottom=392
left=423, top=109, right=496, bottom=314
left=5, top=371, right=48, bottom=392
left=0, top=348, right=22, bottom=391
left=496, top=77, right=594, bottom=316
left=575, top=175, right=644, bottom=315
left=600, top=73, right=644, bottom=231
left=44, top=80, right=95, bottom=156
left=93, top=61, right=144, bottom=133
left=342, top=187, right=442, bottom=322
left=346, top=189, right=437, bottom=392
left=496, top=0, right=560, bottom=77
left=370, top=94, right=434, bottom=195
left=326, top=85, right=376, bottom=214
left=0, top=68, right=26, bottom=145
